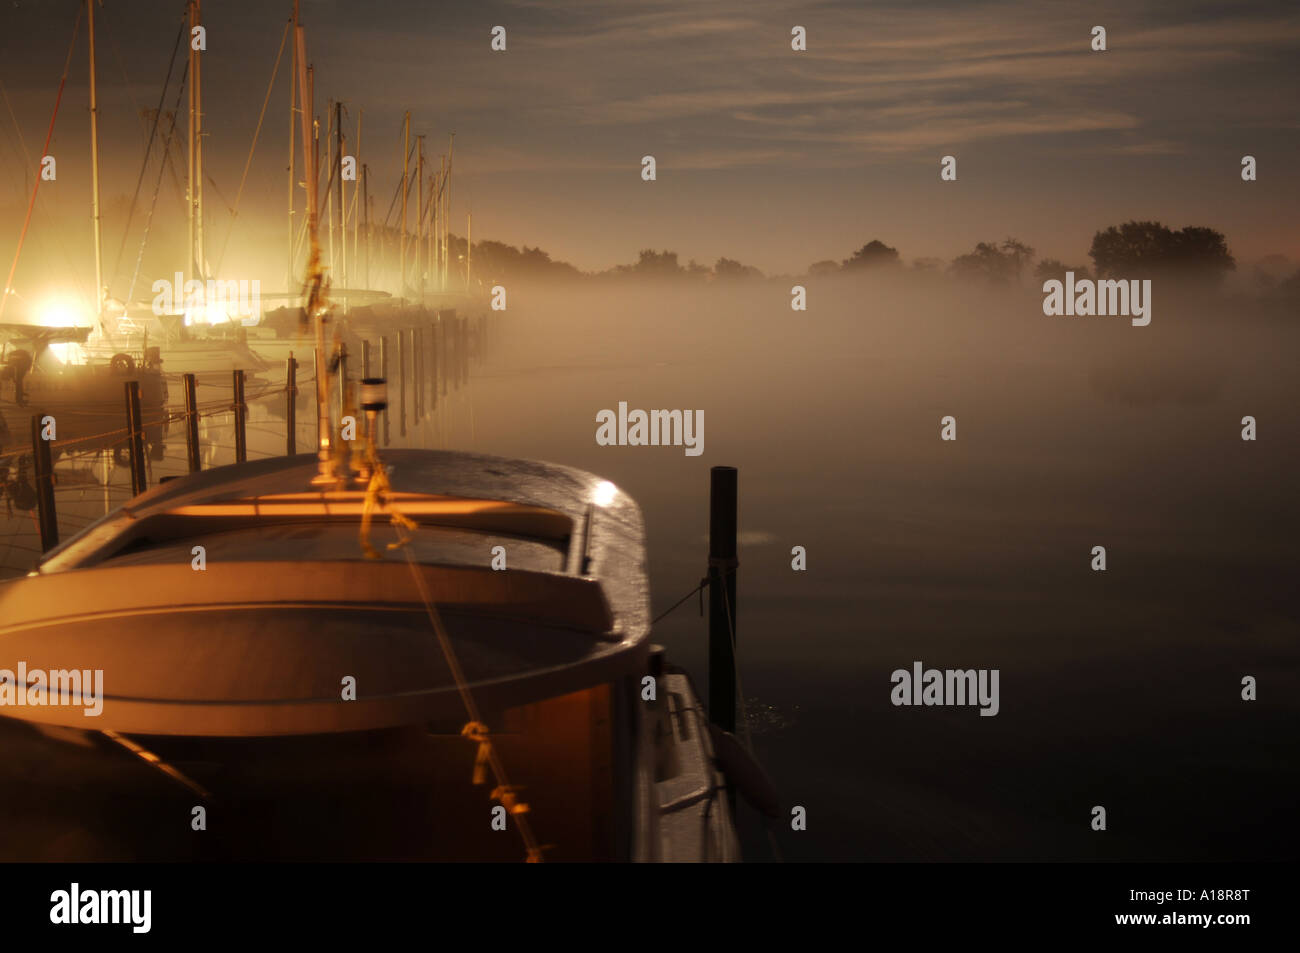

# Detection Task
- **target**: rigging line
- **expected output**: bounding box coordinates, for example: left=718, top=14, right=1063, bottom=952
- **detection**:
left=110, top=11, right=187, bottom=300
left=381, top=138, right=417, bottom=229
left=213, top=16, right=291, bottom=277
left=126, top=61, right=187, bottom=308
left=718, top=566, right=784, bottom=863
left=0, top=2, right=84, bottom=322
left=394, top=523, right=544, bottom=862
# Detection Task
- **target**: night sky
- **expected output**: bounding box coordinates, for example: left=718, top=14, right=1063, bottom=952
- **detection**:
left=0, top=0, right=1296, bottom=283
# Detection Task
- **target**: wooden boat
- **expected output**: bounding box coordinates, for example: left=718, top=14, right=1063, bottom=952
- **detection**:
left=0, top=449, right=740, bottom=861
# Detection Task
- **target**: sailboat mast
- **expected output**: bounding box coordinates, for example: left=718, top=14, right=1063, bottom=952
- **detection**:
left=187, top=0, right=206, bottom=285
left=400, top=111, right=409, bottom=295
left=287, top=0, right=298, bottom=292
left=87, top=0, right=104, bottom=318
left=353, top=109, right=361, bottom=280
left=335, top=99, right=345, bottom=291
left=416, top=135, right=424, bottom=297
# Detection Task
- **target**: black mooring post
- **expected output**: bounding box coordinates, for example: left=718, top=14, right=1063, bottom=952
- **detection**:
left=708, top=466, right=739, bottom=733
left=414, top=326, right=423, bottom=422
left=380, top=335, right=390, bottom=446
left=398, top=329, right=407, bottom=438
left=285, top=356, right=297, bottom=456
left=182, top=373, right=200, bottom=473
left=124, top=380, right=147, bottom=496
left=30, top=413, right=57, bottom=552
left=434, top=321, right=444, bottom=410
left=232, top=369, right=247, bottom=464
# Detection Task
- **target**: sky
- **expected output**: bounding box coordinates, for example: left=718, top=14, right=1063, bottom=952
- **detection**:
left=0, top=0, right=1297, bottom=287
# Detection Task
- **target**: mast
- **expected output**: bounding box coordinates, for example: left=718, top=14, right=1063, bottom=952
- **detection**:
left=400, top=111, right=409, bottom=296
left=444, top=133, right=453, bottom=292
left=436, top=157, right=443, bottom=291
left=416, top=135, right=424, bottom=297
left=335, top=99, right=345, bottom=291
left=187, top=0, right=206, bottom=286
left=353, top=108, right=361, bottom=282
left=87, top=0, right=104, bottom=319
left=287, top=0, right=298, bottom=292
left=362, top=162, right=369, bottom=288
left=293, top=17, right=331, bottom=477
left=325, top=101, right=333, bottom=276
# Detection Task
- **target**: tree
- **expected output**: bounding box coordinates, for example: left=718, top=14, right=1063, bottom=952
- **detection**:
left=807, top=259, right=841, bottom=276
left=713, top=257, right=763, bottom=279
left=1088, top=221, right=1235, bottom=282
left=1000, top=238, right=1035, bottom=283
left=842, top=240, right=900, bottom=270
left=949, top=241, right=1014, bottom=284
left=1035, top=258, right=1092, bottom=282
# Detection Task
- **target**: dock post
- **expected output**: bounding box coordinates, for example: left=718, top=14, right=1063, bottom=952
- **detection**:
left=708, top=466, right=739, bottom=733
left=285, top=356, right=297, bottom=456
left=362, top=339, right=372, bottom=379
left=337, top=344, right=348, bottom=424
left=380, top=335, right=390, bottom=446
left=124, top=380, right=148, bottom=496
left=398, top=329, right=407, bottom=438
left=183, top=373, right=201, bottom=473
left=414, top=326, right=423, bottom=422
left=30, top=414, right=57, bottom=552
left=232, top=370, right=247, bottom=464
left=429, top=322, right=438, bottom=411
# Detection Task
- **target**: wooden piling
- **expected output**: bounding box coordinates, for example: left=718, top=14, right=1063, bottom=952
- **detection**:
left=124, top=380, right=147, bottom=496
left=380, top=335, right=390, bottom=446
left=30, top=414, right=57, bottom=552
left=232, top=370, right=248, bottom=464
left=183, top=373, right=201, bottom=473
left=285, top=356, right=297, bottom=456
left=708, top=466, right=739, bottom=733
left=398, top=328, right=407, bottom=437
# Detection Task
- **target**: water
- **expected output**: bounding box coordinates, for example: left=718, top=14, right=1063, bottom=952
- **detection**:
left=3, top=281, right=1296, bottom=861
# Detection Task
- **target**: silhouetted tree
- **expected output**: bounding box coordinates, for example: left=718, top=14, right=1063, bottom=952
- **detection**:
left=950, top=240, right=1027, bottom=284
left=1035, top=258, right=1092, bottom=282
left=1000, top=238, right=1035, bottom=283
left=842, top=240, right=900, bottom=270
left=808, top=259, right=841, bottom=276
left=713, top=257, right=763, bottom=279
left=1088, top=221, right=1235, bottom=282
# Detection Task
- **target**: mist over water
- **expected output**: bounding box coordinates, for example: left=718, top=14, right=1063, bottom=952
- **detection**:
left=464, top=276, right=1299, bottom=861
left=3, top=273, right=1295, bottom=861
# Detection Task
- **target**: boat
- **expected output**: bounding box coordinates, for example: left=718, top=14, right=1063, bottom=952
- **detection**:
left=0, top=448, right=740, bottom=861
left=0, top=324, right=168, bottom=451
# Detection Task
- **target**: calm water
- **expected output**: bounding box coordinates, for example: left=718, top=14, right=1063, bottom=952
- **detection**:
left=4, top=279, right=1296, bottom=861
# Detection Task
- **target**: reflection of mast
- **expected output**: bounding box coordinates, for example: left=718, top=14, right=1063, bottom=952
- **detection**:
left=87, top=0, right=104, bottom=319
left=187, top=0, right=205, bottom=284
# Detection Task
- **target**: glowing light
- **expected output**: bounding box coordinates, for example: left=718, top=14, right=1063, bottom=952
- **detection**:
left=184, top=302, right=232, bottom=327
left=592, top=481, right=617, bottom=507
left=47, top=341, right=87, bottom=365
left=35, top=297, right=91, bottom=329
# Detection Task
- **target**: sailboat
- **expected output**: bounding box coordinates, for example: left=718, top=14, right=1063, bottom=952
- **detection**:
left=78, top=0, right=272, bottom=380
left=0, top=0, right=168, bottom=448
